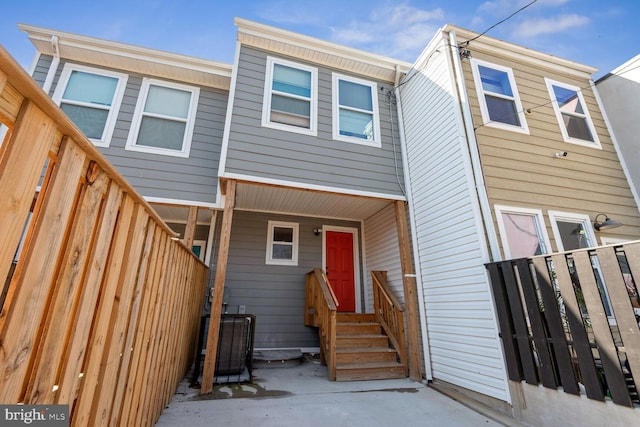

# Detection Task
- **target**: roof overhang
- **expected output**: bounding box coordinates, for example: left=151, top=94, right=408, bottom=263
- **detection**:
left=235, top=17, right=412, bottom=84
left=445, top=24, right=598, bottom=79
left=18, top=23, right=232, bottom=90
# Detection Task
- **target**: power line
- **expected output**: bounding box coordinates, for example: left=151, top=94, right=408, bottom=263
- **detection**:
left=462, top=0, right=539, bottom=47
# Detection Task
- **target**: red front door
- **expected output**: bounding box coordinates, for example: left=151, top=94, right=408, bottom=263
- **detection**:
left=325, top=231, right=355, bottom=312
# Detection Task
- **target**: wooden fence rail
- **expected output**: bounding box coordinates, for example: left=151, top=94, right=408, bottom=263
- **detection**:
left=0, top=45, right=208, bottom=426
left=371, top=271, right=407, bottom=375
left=486, top=241, right=640, bottom=408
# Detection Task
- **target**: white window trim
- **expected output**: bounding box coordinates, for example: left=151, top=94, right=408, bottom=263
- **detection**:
left=332, top=73, right=382, bottom=147
left=544, top=78, right=601, bottom=149
left=261, top=57, right=318, bottom=136
left=547, top=210, right=597, bottom=252
left=51, top=63, right=128, bottom=148
left=125, top=77, right=200, bottom=158
left=470, top=58, right=529, bottom=134
left=266, top=220, right=299, bottom=266
left=494, top=205, right=551, bottom=259
left=192, top=239, right=206, bottom=262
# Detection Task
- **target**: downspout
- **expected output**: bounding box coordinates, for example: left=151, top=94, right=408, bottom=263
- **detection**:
left=448, top=31, right=501, bottom=261
left=41, top=35, right=60, bottom=95
left=393, top=64, right=434, bottom=381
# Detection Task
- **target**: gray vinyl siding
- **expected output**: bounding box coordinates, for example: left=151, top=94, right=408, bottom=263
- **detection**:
left=220, top=210, right=361, bottom=349
left=399, top=36, right=509, bottom=401
left=224, top=45, right=405, bottom=197
left=46, top=59, right=225, bottom=204
left=32, top=54, right=52, bottom=87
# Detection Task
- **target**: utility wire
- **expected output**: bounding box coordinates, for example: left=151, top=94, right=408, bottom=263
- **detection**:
left=462, top=0, right=539, bottom=47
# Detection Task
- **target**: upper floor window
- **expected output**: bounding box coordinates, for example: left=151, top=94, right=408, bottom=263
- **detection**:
left=545, top=79, right=601, bottom=148
left=125, top=78, right=199, bottom=158
left=262, top=57, right=317, bottom=136
left=332, top=73, right=381, bottom=146
left=266, top=221, right=299, bottom=266
left=52, top=64, right=128, bottom=147
left=471, top=59, right=528, bottom=134
left=494, top=205, right=551, bottom=259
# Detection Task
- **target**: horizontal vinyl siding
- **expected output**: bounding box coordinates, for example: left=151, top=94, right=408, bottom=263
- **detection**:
left=462, top=50, right=640, bottom=247
left=32, top=54, right=52, bottom=87
left=224, top=45, right=405, bottom=197
left=222, top=211, right=361, bottom=349
left=400, top=38, right=509, bottom=401
left=363, top=204, right=403, bottom=312
left=48, top=59, right=225, bottom=204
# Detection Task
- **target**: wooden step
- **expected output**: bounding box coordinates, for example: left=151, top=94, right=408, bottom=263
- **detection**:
left=336, top=334, right=389, bottom=348
left=336, top=313, right=376, bottom=323
left=335, top=347, right=398, bottom=364
left=335, top=361, right=407, bottom=381
left=336, top=321, right=381, bottom=335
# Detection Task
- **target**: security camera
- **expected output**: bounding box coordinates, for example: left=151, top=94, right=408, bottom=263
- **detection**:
left=554, top=151, right=568, bottom=158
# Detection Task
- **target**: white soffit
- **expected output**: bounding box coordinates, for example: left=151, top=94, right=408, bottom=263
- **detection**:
left=18, top=23, right=232, bottom=90
left=234, top=182, right=393, bottom=221
left=235, top=17, right=411, bottom=83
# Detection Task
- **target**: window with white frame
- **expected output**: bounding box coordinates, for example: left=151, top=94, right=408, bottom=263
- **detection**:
left=471, top=58, right=528, bottom=133
left=266, top=221, right=299, bottom=265
left=262, top=57, right=317, bottom=135
left=332, top=73, right=381, bottom=146
left=125, top=78, right=199, bottom=157
left=494, top=205, right=551, bottom=259
left=545, top=78, right=600, bottom=147
left=548, top=210, right=613, bottom=317
left=52, top=64, right=128, bottom=147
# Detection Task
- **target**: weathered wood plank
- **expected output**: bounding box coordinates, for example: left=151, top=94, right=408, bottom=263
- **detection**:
left=26, top=169, right=110, bottom=404
left=0, top=101, right=57, bottom=298
left=0, top=136, right=85, bottom=403
left=516, top=259, right=557, bottom=388
left=0, top=81, right=23, bottom=124
left=618, top=243, right=640, bottom=385
left=531, top=257, right=579, bottom=395
left=183, top=206, right=198, bottom=249
left=201, top=179, right=236, bottom=394
left=552, top=253, right=604, bottom=401
left=487, top=262, right=523, bottom=381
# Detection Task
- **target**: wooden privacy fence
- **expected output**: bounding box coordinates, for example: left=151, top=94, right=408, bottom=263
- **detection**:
left=0, top=45, right=208, bottom=426
left=486, top=242, right=640, bottom=408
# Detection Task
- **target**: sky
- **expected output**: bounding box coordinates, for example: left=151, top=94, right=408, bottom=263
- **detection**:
left=1, top=0, right=638, bottom=79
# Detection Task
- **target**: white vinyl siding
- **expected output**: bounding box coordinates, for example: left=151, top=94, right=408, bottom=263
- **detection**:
left=545, top=78, right=601, bottom=148
left=262, top=57, right=317, bottom=136
left=126, top=78, right=199, bottom=158
left=399, top=36, right=509, bottom=401
left=52, top=63, right=128, bottom=147
left=332, top=73, right=381, bottom=147
left=471, top=58, right=528, bottom=134
left=363, top=204, right=403, bottom=312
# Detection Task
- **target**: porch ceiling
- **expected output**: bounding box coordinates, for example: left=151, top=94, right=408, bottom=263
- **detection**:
left=233, top=182, right=395, bottom=221
left=150, top=203, right=214, bottom=225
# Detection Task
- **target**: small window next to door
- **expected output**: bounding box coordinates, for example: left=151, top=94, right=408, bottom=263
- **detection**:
left=266, top=221, right=299, bottom=266
left=494, top=205, right=551, bottom=259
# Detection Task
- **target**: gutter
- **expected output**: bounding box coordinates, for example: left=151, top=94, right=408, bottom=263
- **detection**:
left=41, top=35, right=59, bottom=94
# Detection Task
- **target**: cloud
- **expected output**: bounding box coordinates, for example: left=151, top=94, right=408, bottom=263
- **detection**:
left=478, top=0, right=569, bottom=15
left=330, top=4, right=444, bottom=60
left=512, top=13, right=590, bottom=37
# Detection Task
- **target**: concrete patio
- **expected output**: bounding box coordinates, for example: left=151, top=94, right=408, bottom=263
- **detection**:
left=155, top=355, right=515, bottom=426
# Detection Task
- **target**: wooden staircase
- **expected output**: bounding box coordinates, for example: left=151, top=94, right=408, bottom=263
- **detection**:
left=305, top=269, right=408, bottom=382
left=335, top=313, right=407, bottom=381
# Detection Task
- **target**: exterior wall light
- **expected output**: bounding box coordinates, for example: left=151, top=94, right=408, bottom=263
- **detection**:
left=593, top=213, right=622, bottom=231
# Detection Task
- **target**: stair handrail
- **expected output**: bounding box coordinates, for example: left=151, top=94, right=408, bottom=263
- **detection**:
left=305, top=268, right=338, bottom=380
left=371, top=271, right=407, bottom=373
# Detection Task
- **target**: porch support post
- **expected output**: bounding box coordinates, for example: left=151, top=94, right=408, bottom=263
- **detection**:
left=200, top=180, right=236, bottom=394
left=183, top=205, right=198, bottom=249
left=395, top=200, right=422, bottom=381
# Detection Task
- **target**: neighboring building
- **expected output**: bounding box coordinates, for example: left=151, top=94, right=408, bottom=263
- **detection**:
left=596, top=54, right=640, bottom=205
left=16, top=19, right=640, bottom=425
left=399, top=25, right=640, bottom=424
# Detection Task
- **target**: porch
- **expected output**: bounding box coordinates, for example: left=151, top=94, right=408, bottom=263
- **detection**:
left=486, top=241, right=640, bottom=412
